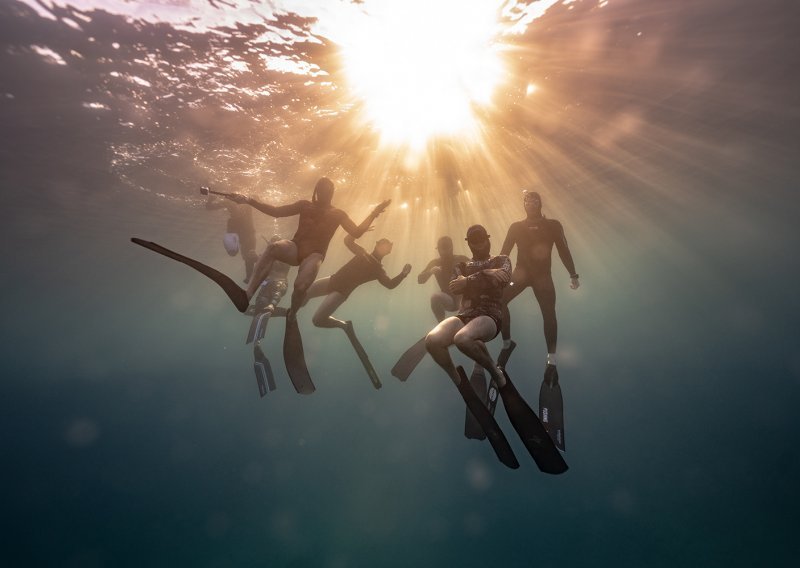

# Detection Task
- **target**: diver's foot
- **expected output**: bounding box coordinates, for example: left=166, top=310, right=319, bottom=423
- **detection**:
left=497, top=340, right=517, bottom=368
left=343, top=320, right=354, bottom=333
left=544, top=364, right=558, bottom=389
left=286, top=309, right=297, bottom=324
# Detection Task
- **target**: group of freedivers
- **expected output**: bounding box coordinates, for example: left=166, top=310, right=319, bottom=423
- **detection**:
left=132, top=177, right=579, bottom=473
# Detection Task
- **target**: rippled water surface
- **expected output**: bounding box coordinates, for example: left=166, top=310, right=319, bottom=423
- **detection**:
left=1, top=1, right=798, bottom=566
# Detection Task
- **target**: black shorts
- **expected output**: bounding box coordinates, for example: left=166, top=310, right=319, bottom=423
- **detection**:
left=456, top=313, right=501, bottom=340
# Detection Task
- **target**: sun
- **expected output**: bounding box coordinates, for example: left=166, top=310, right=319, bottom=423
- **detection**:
left=339, top=0, right=506, bottom=150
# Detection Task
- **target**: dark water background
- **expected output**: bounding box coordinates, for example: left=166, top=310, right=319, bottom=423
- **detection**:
left=1, top=1, right=799, bottom=566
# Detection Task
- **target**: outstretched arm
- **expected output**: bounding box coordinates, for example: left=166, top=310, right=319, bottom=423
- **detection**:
left=340, top=199, right=392, bottom=238
left=417, top=259, right=440, bottom=284
left=379, top=263, right=412, bottom=290
left=223, top=193, right=304, bottom=218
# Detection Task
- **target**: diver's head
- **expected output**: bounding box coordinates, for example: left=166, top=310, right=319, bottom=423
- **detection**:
left=523, top=190, right=542, bottom=216
left=436, top=236, right=454, bottom=257
left=373, top=238, right=393, bottom=258
left=312, top=177, right=335, bottom=206
left=465, top=224, right=491, bottom=259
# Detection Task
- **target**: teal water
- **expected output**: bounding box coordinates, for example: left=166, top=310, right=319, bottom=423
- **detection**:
left=1, top=1, right=799, bottom=566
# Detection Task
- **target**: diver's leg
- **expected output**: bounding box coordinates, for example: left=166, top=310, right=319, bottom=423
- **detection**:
left=311, top=291, right=348, bottom=329
left=289, top=253, right=324, bottom=317
left=424, top=317, right=465, bottom=386
left=302, top=277, right=331, bottom=305
left=453, top=316, right=507, bottom=388
left=532, top=275, right=558, bottom=358
left=246, top=239, right=297, bottom=300
left=430, top=291, right=457, bottom=323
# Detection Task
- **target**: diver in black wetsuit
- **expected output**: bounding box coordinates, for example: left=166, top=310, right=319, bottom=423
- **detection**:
left=222, top=177, right=390, bottom=317
left=417, top=236, right=471, bottom=322
left=205, top=192, right=259, bottom=283
left=424, top=225, right=561, bottom=470
left=499, top=190, right=579, bottom=373
left=303, top=234, right=411, bottom=329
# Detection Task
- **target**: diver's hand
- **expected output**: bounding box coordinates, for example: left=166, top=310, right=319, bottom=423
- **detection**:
left=449, top=275, right=467, bottom=294
left=483, top=268, right=511, bottom=285
left=570, top=276, right=580, bottom=290
left=401, top=264, right=412, bottom=277
left=372, top=199, right=391, bottom=218
left=429, top=266, right=442, bottom=275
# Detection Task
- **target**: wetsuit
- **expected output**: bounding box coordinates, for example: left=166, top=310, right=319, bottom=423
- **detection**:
left=291, top=201, right=347, bottom=262
left=500, top=216, right=576, bottom=352
left=454, top=255, right=512, bottom=336
left=329, top=254, right=405, bottom=298
left=420, top=254, right=471, bottom=296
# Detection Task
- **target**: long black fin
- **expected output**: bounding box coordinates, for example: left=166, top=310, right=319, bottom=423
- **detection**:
left=498, top=368, right=568, bottom=475
left=131, top=238, right=249, bottom=312
left=539, top=364, right=565, bottom=451
left=464, top=363, right=487, bottom=440
left=343, top=322, right=382, bottom=389
left=390, top=336, right=427, bottom=381
left=283, top=312, right=315, bottom=395
left=456, top=366, right=519, bottom=469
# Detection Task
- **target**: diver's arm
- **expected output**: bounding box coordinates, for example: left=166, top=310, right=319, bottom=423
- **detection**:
left=379, top=263, right=412, bottom=289
left=553, top=221, right=579, bottom=286
left=341, top=199, right=392, bottom=238
left=344, top=234, right=368, bottom=257
left=499, top=224, right=516, bottom=256
left=224, top=193, right=303, bottom=218
left=417, top=259, right=440, bottom=284
left=463, top=257, right=512, bottom=292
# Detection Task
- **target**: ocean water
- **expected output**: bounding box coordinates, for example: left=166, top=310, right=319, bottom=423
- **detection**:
left=1, top=1, right=798, bottom=566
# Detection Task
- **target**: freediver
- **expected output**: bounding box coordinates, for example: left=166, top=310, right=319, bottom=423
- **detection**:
left=423, top=225, right=567, bottom=473
left=498, top=189, right=579, bottom=369
left=204, top=188, right=259, bottom=283
left=416, top=236, right=471, bottom=323
left=301, top=234, right=411, bottom=388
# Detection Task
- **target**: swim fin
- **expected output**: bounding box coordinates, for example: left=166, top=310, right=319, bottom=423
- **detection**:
left=464, top=363, right=487, bottom=440
left=343, top=321, right=382, bottom=390
left=253, top=344, right=276, bottom=397
left=131, top=238, right=249, bottom=312
left=391, top=336, right=427, bottom=381
left=539, top=364, right=565, bottom=451
left=283, top=311, right=315, bottom=395
left=456, top=366, right=519, bottom=469
left=246, top=306, right=287, bottom=344
left=498, top=368, right=568, bottom=475
left=497, top=340, right=517, bottom=368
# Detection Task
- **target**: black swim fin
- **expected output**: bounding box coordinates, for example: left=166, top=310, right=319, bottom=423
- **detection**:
left=456, top=366, right=519, bottom=469
left=464, top=363, right=487, bottom=440
left=497, top=340, right=517, bottom=368
left=131, top=238, right=249, bottom=312
left=498, top=368, right=568, bottom=475
left=253, top=344, right=276, bottom=397
left=391, top=336, right=427, bottom=382
left=343, top=321, right=382, bottom=390
left=283, top=311, right=315, bottom=395
left=539, top=364, right=565, bottom=451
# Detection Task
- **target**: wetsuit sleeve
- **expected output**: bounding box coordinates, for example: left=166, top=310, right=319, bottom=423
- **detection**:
left=499, top=224, right=517, bottom=256
left=344, top=234, right=368, bottom=257
left=246, top=198, right=304, bottom=218
left=378, top=269, right=408, bottom=289
left=417, top=259, right=439, bottom=284
left=463, top=256, right=511, bottom=293
left=553, top=221, right=577, bottom=277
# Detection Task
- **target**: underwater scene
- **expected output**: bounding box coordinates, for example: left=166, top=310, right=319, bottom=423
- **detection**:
left=1, top=1, right=798, bottom=566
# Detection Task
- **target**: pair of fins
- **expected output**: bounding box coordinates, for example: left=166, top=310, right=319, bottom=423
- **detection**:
left=456, top=366, right=567, bottom=474
left=249, top=307, right=286, bottom=398
left=468, top=340, right=566, bottom=451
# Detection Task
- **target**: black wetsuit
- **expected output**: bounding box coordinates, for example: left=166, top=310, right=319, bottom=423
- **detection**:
left=500, top=216, right=576, bottom=352
left=454, top=255, right=512, bottom=336
left=329, top=254, right=404, bottom=298
left=421, top=254, right=471, bottom=298
left=227, top=205, right=256, bottom=255
left=291, top=201, right=346, bottom=262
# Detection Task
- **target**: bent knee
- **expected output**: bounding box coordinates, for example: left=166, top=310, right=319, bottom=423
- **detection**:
left=453, top=330, right=474, bottom=350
